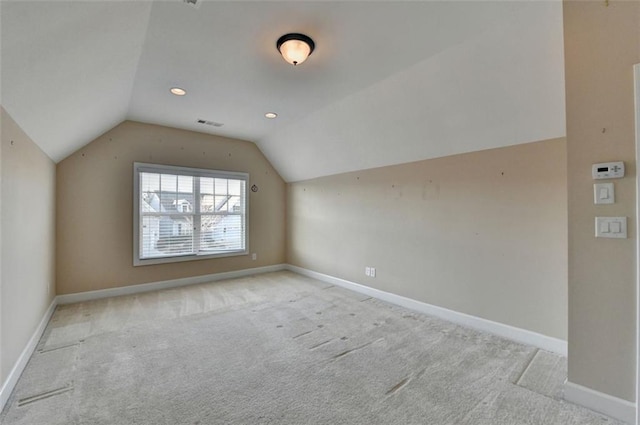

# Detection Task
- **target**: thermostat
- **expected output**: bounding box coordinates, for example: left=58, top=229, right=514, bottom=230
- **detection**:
left=592, top=162, right=624, bottom=179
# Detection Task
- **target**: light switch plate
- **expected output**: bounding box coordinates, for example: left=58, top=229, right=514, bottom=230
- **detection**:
left=595, top=217, right=627, bottom=238
left=594, top=183, right=614, bottom=204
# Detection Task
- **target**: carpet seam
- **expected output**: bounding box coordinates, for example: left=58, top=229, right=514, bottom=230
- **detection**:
left=514, top=348, right=540, bottom=386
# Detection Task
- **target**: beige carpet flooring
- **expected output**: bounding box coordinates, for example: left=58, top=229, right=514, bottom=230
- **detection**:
left=1, top=271, right=622, bottom=424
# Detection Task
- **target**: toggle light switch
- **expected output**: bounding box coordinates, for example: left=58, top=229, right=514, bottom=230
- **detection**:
left=610, top=222, right=621, bottom=233
left=595, top=217, right=627, bottom=238
left=594, top=183, right=614, bottom=204
left=599, top=188, right=609, bottom=199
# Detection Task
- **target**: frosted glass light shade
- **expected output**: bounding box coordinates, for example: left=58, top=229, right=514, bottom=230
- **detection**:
left=277, top=33, right=315, bottom=66
left=279, top=39, right=311, bottom=65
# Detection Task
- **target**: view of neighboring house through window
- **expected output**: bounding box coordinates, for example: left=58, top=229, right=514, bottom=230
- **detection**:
left=134, top=163, right=248, bottom=265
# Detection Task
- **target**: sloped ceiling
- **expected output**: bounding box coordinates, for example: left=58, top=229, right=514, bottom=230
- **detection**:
left=1, top=1, right=153, bottom=161
left=1, top=0, right=565, bottom=182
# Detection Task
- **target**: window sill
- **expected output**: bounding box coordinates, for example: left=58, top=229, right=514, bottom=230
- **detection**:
left=133, top=249, right=248, bottom=267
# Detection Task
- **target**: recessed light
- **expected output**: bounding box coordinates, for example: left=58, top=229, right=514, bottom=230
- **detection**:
left=265, top=112, right=278, bottom=119
left=170, top=87, right=187, bottom=96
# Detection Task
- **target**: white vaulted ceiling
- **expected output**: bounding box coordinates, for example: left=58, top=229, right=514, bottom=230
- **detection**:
left=1, top=0, right=565, bottom=182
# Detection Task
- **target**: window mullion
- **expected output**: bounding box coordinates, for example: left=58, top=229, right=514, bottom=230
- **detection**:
left=193, top=176, right=201, bottom=254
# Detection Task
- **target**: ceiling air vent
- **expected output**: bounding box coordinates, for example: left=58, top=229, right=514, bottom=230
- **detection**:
left=182, top=0, right=201, bottom=9
left=197, top=119, right=224, bottom=128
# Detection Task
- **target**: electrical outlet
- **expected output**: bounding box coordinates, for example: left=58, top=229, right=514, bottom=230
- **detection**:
left=365, top=267, right=371, bottom=276
left=251, top=253, right=257, bottom=260
left=370, top=267, right=376, bottom=278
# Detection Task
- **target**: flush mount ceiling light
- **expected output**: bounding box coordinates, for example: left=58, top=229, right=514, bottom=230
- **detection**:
left=265, top=112, right=278, bottom=119
left=276, top=33, right=315, bottom=66
left=170, top=87, right=187, bottom=96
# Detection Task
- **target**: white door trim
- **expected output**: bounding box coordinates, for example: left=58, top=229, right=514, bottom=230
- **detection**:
left=633, top=62, right=640, bottom=425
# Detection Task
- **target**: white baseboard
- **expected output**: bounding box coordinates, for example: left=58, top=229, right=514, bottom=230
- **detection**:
left=0, top=298, right=57, bottom=412
left=564, top=381, right=636, bottom=424
left=8, top=265, right=633, bottom=425
left=286, top=265, right=568, bottom=356
left=57, top=264, right=287, bottom=304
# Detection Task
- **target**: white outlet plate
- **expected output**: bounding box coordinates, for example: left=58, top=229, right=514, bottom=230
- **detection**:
left=370, top=267, right=376, bottom=277
left=251, top=253, right=257, bottom=260
left=365, top=267, right=371, bottom=276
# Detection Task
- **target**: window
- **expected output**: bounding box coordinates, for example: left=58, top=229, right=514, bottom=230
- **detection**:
left=133, top=163, right=248, bottom=266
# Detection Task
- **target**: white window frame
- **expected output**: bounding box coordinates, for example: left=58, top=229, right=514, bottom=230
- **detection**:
left=133, top=162, right=249, bottom=266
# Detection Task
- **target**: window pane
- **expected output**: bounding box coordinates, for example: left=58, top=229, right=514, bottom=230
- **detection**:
left=178, top=175, right=193, bottom=193
left=141, top=215, right=194, bottom=258
left=228, top=179, right=241, bottom=196
left=141, top=173, right=161, bottom=213
left=161, top=192, right=177, bottom=213
left=215, top=195, right=230, bottom=212
left=200, top=214, right=244, bottom=252
left=214, top=178, right=228, bottom=195
left=141, top=172, right=160, bottom=193
left=228, top=196, right=242, bottom=213
left=200, top=177, right=214, bottom=195
left=161, top=174, right=177, bottom=192
left=175, top=197, right=193, bottom=213
left=141, top=216, right=161, bottom=258
left=200, top=194, right=214, bottom=213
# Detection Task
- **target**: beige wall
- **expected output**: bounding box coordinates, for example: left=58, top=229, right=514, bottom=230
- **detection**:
left=287, top=138, right=568, bottom=340
left=0, top=110, right=2, bottom=388
left=1, top=107, right=56, bottom=383
left=564, top=0, right=640, bottom=401
left=56, top=121, right=285, bottom=295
